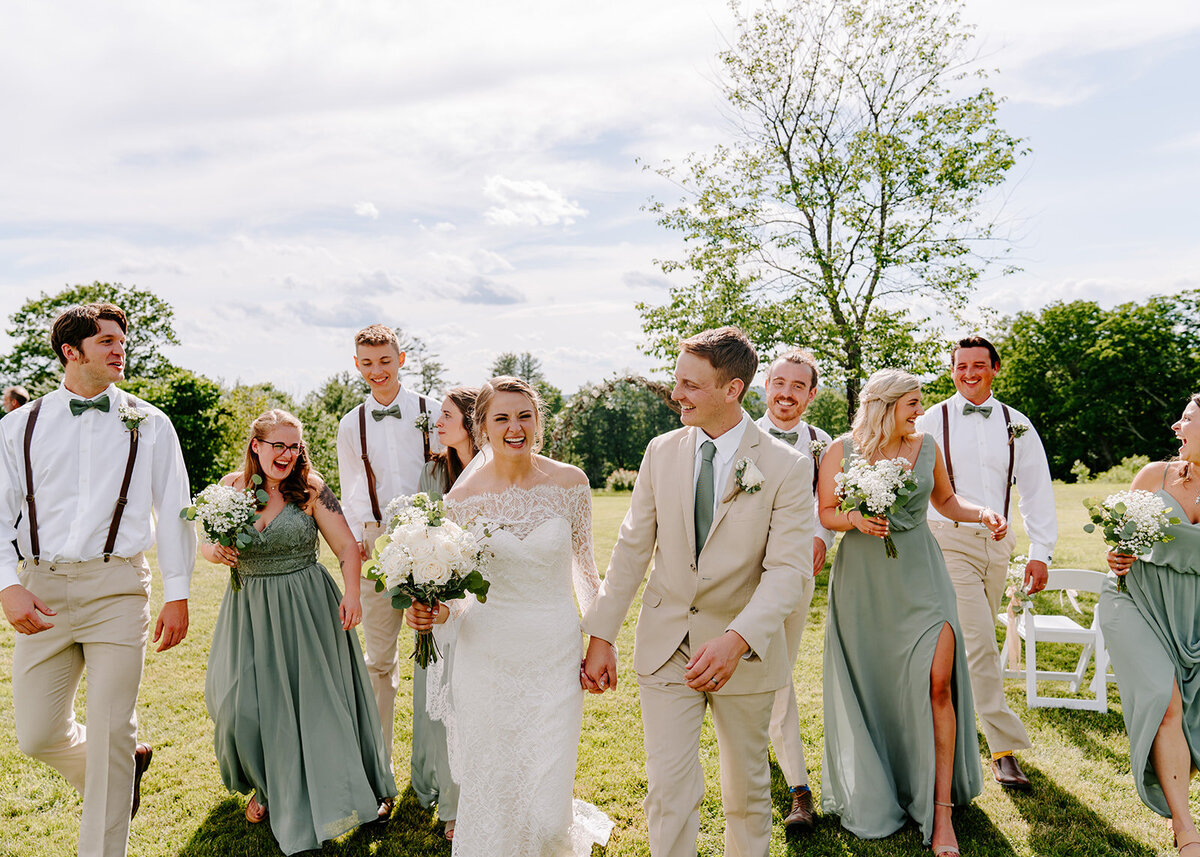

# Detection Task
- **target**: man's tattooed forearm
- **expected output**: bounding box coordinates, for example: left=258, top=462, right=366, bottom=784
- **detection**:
left=318, top=484, right=344, bottom=514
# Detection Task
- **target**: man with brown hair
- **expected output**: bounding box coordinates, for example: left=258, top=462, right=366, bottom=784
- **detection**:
left=0, top=303, right=196, bottom=857
left=915, top=335, right=1056, bottom=791
left=335, top=324, right=442, bottom=816
left=2, top=385, right=29, bottom=413
left=583, top=326, right=812, bottom=857
left=755, top=348, right=832, bottom=835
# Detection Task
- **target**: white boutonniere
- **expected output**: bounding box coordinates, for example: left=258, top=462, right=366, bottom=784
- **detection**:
left=118, top=404, right=147, bottom=434
left=733, top=457, right=764, bottom=496
left=1008, top=422, right=1030, bottom=444
left=413, top=411, right=434, bottom=434
left=810, top=438, right=828, bottom=458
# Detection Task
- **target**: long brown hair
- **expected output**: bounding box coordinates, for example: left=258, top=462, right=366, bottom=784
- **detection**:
left=241, top=409, right=314, bottom=508
left=430, top=386, right=480, bottom=489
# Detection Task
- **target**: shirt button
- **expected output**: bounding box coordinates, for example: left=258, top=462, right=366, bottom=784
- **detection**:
left=689, top=606, right=699, bottom=614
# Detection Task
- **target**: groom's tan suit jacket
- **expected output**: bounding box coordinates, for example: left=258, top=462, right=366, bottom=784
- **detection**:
left=583, top=418, right=813, bottom=695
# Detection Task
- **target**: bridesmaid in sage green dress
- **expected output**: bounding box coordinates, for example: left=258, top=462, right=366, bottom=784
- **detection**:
left=818, top=370, right=1005, bottom=857
left=204, top=410, right=395, bottom=855
left=1100, top=394, right=1200, bottom=856
left=411, top=387, right=478, bottom=841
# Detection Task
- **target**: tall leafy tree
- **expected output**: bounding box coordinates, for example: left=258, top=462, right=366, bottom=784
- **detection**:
left=395, top=329, right=447, bottom=396
left=639, top=0, right=1025, bottom=420
left=993, top=295, right=1200, bottom=479
left=122, top=369, right=226, bottom=488
left=489, top=351, right=565, bottom=414
left=2, top=282, right=180, bottom=392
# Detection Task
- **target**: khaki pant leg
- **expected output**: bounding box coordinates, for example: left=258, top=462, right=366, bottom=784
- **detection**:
left=638, top=647, right=708, bottom=857
left=13, top=567, right=87, bottom=792
left=767, top=572, right=815, bottom=787
left=360, top=577, right=405, bottom=766
left=933, top=524, right=1031, bottom=754
left=711, top=688, right=776, bottom=857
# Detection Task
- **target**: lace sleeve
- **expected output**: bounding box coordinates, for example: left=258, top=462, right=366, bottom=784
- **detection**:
left=566, top=484, right=602, bottom=616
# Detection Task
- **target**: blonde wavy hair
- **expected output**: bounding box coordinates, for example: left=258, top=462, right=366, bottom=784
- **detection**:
left=850, top=369, right=921, bottom=462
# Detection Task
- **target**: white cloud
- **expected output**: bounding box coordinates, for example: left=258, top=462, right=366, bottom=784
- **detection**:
left=354, top=202, right=380, bottom=219
left=482, top=176, right=588, bottom=227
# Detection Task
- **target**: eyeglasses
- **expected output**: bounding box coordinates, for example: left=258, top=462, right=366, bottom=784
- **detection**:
left=259, top=441, right=302, bottom=455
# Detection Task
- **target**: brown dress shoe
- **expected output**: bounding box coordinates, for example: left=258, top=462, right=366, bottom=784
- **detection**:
left=131, top=743, right=153, bottom=819
left=991, top=754, right=1031, bottom=791
left=783, top=787, right=815, bottom=836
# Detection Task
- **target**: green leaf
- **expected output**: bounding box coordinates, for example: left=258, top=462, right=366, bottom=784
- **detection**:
left=256, top=489, right=269, bottom=504
left=1082, top=523, right=1095, bottom=533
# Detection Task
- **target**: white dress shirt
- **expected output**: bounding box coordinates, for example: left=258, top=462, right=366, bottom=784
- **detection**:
left=756, top=413, right=835, bottom=550
left=336, top=387, right=442, bottom=540
left=915, top=392, right=1057, bottom=565
left=692, top=411, right=750, bottom=521
left=0, top=384, right=197, bottom=599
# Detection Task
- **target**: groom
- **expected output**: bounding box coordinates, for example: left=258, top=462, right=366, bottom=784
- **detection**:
left=582, top=327, right=812, bottom=857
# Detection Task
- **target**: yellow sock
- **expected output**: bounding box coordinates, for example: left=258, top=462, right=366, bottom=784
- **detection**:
left=991, top=751, right=1013, bottom=760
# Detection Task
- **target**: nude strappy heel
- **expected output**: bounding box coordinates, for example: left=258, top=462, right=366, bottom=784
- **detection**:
left=932, top=801, right=960, bottom=856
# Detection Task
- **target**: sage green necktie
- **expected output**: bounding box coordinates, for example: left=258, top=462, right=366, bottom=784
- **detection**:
left=372, top=404, right=403, bottom=421
left=695, top=440, right=716, bottom=555
left=962, top=402, right=993, bottom=418
left=769, top=427, right=799, bottom=445
left=69, top=394, right=110, bottom=416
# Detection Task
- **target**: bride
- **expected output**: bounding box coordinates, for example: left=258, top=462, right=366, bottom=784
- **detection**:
left=405, top=375, right=613, bottom=856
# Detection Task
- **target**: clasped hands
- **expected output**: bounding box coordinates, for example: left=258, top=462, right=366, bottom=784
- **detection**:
left=580, top=629, right=749, bottom=694
left=405, top=600, right=449, bottom=630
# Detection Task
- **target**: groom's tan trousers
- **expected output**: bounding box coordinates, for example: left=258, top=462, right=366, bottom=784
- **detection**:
left=639, top=639, right=775, bottom=857
left=12, top=555, right=151, bottom=857
left=931, top=522, right=1031, bottom=754
left=767, top=571, right=816, bottom=787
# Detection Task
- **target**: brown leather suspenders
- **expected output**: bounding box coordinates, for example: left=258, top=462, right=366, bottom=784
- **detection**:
left=358, top=395, right=436, bottom=525
left=23, top=395, right=140, bottom=564
left=23, top=398, right=44, bottom=562
left=105, top=409, right=140, bottom=561
left=358, top=404, right=383, bottom=524
left=939, top=401, right=1014, bottom=520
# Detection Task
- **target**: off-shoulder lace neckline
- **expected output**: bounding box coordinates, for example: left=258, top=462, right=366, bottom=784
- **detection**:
left=447, top=482, right=590, bottom=504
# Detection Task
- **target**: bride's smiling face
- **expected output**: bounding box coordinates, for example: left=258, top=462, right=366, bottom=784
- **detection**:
left=484, top=391, right=540, bottom=458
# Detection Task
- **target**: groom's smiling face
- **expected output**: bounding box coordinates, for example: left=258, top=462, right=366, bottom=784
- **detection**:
left=673, top=352, right=740, bottom=433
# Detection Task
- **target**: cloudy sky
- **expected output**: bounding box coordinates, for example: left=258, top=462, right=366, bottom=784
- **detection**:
left=2, top=0, right=1197, bottom=396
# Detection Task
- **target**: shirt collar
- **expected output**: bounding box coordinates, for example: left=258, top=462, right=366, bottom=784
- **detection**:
left=696, top=411, right=750, bottom=463
left=368, top=386, right=409, bottom=410
left=56, top=382, right=118, bottom=404
left=950, top=391, right=998, bottom=411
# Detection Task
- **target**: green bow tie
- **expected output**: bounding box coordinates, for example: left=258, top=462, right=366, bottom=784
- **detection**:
left=372, top=404, right=403, bottom=422
left=769, top=427, right=799, bottom=445
left=962, top=402, right=993, bottom=418
left=69, top=394, right=110, bottom=417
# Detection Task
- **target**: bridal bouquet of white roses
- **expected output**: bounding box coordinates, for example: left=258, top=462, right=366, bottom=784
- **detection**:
left=835, top=457, right=918, bottom=559
left=365, top=492, right=492, bottom=667
left=1084, top=490, right=1179, bottom=593
left=180, top=475, right=268, bottom=592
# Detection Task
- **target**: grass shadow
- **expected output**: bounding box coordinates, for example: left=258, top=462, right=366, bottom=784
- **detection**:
left=769, top=757, right=1018, bottom=855
left=1006, top=761, right=1160, bottom=857
left=177, top=787, right=443, bottom=857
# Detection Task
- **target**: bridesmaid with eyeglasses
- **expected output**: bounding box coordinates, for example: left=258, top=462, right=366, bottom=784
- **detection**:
left=202, top=409, right=395, bottom=855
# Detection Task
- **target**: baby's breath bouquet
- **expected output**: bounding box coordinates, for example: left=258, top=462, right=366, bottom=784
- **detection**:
left=1083, top=490, right=1180, bottom=593
left=180, top=475, right=267, bottom=592
left=365, top=492, right=493, bottom=667
left=835, top=457, right=918, bottom=558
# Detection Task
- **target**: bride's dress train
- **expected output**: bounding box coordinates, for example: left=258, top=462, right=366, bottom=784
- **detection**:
left=429, top=483, right=613, bottom=856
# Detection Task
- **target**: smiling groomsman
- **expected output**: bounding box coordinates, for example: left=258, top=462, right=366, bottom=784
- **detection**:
left=754, top=348, right=831, bottom=836
left=336, top=324, right=440, bottom=801
left=915, top=335, right=1057, bottom=791
left=0, top=303, right=196, bottom=857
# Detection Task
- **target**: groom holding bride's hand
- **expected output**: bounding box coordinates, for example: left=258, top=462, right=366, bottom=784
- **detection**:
left=582, top=327, right=812, bottom=857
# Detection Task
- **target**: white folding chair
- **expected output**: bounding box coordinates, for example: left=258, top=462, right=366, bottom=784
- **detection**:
left=997, top=568, right=1117, bottom=712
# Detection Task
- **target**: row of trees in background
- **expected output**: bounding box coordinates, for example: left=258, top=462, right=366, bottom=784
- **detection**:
left=2, top=281, right=1197, bottom=490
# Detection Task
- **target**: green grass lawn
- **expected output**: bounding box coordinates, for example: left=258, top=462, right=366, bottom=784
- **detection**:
left=1, top=483, right=1194, bottom=855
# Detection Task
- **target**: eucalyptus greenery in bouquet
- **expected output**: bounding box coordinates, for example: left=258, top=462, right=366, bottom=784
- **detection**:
left=1083, top=490, right=1179, bottom=593
left=180, top=475, right=268, bottom=592
left=365, top=492, right=493, bottom=667
left=835, top=456, right=918, bottom=558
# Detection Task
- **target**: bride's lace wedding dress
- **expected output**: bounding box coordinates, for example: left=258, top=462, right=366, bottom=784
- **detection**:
left=428, top=483, right=613, bottom=856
